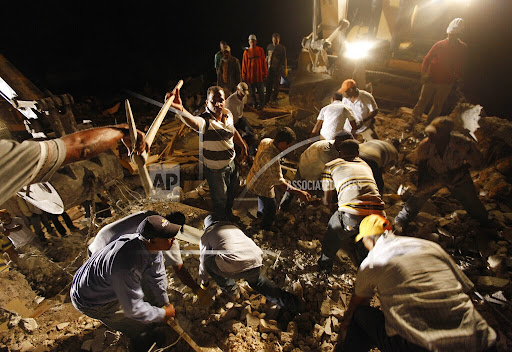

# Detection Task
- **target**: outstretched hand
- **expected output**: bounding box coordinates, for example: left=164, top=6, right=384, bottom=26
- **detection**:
left=121, top=128, right=149, bottom=156
left=166, top=88, right=184, bottom=112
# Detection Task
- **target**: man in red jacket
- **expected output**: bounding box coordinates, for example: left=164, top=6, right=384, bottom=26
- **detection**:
left=412, top=18, right=467, bottom=123
left=242, top=34, right=268, bottom=111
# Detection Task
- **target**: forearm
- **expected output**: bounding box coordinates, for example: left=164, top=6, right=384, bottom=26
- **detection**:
left=173, top=265, right=200, bottom=291
left=174, top=108, right=205, bottom=132
left=311, top=121, right=323, bottom=135
left=344, top=294, right=371, bottom=323
left=61, top=125, right=128, bottom=165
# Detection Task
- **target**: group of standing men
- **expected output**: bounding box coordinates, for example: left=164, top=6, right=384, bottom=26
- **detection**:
left=215, top=33, right=287, bottom=110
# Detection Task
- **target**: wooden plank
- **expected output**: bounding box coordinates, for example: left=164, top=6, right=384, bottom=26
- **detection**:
left=167, top=319, right=223, bottom=352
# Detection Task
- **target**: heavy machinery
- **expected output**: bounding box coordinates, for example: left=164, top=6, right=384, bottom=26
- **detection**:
left=290, top=0, right=472, bottom=112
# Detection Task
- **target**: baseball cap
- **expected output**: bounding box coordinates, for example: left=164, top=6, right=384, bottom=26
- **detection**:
left=355, top=214, right=392, bottom=242
left=248, top=34, right=257, bottom=41
left=425, top=117, right=454, bottom=135
left=447, top=18, right=464, bottom=35
left=137, top=215, right=181, bottom=239
left=237, top=82, right=249, bottom=94
left=338, top=79, right=357, bottom=94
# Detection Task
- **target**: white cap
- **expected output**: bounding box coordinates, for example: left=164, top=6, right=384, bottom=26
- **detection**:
left=248, top=34, right=257, bottom=41
left=447, top=18, right=464, bottom=34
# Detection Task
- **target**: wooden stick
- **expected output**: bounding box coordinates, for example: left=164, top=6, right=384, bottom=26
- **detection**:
left=167, top=319, right=222, bottom=352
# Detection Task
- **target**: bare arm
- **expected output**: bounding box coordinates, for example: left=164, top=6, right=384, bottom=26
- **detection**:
left=322, top=189, right=335, bottom=208
left=311, top=120, right=323, bottom=137
left=276, top=182, right=311, bottom=201
left=233, top=128, right=248, bottom=161
left=60, top=124, right=148, bottom=165
left=166, top=89, right=206, bottom=132
left=340, top=294, right=371, bottom=331
left=172, top=264, right=200, bottom=291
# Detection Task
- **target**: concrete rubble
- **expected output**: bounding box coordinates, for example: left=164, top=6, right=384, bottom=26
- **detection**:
left=1, top=92, right=512, bottom=351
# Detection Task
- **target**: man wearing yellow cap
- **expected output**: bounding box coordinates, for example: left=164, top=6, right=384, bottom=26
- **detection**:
left=337, top=214, right=497, bottom=352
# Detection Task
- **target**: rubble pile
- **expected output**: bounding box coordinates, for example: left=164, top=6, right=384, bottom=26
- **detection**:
left=1, top=98, right=512, bottom=351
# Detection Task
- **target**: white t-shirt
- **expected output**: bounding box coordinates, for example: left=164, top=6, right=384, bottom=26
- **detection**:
left=225, top=92, right=244, bottom=124
left=317, top=100, right=356, bottom=140
left=342, top=90, right=377, bottom=133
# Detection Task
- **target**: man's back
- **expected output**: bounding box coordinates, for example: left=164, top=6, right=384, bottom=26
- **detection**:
left=318, top=101, right=355, bottom=140
left=298, top=140, right=338, bottom=180
left=322, top=157, right=383, bottom=215
left=356, top=234, right=496, bottom=351
left=359, top=140, right=398, bottom=169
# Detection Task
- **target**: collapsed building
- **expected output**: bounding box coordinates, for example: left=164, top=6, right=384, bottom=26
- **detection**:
left=1, top=2, right=512, bottom=351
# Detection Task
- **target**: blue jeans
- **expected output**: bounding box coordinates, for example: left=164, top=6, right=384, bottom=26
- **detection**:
left=319, top=211, right=368, bottom=269
left=395, top=168, right=488, bottom=228
left=204, top=160, right=239, bottom=220
left=258, top=196, right=277, bottom=230
left=337, top=306, right=428, bottom=352
left=249, top=81, right=265, bottom=108
left=204, top=255, right=298, bottom=311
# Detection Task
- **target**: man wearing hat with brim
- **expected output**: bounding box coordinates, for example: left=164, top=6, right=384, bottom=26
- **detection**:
left=225, top=82, right=257, bottom=155
left=338, top=79, right=380, bottom=141
left=336, top=214, right=497, bottom=352
left=412, top=18, right=467, bottom=124
left=395, top=116, right=489, bottom=233
left=242, top=34, right=268, bottom=111
left=71, top=215, right=182, bottom=343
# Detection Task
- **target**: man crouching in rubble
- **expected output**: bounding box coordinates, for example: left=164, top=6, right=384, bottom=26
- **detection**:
left=336, top=214, right=497, bottom=352
left=317, top=139, right=385, bottom=272
left=199, top=215, right=302, bottom=328
left=71, top=215, right=181, bottom=349
left=394, top=117, right=491, bottom=234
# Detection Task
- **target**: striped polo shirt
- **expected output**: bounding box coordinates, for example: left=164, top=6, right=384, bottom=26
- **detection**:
left=321, top=157, right=384, bottom=215
left=199, top=108, right=236, bottom=170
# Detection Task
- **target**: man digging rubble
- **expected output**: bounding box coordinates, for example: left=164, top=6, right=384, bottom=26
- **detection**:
left=88, top=210, right=211, bottom=305
left=199, top=215, right=303, bottom=329
left=311, top=91, right=358, bottom=140
left=336, top=214, right=497, bottom=352
left=394, top=117, right=492, bottom=237
left=71, top=215, right=186, bottom=350
left=167, top=85, right=248, bottom=222
left=317, top=139, right=385, bottom=271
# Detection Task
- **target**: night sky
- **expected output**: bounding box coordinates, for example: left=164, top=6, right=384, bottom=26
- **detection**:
left=1, top=0, right=511, bottom=117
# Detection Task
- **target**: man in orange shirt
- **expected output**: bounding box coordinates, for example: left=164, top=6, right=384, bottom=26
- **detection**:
left=242, top=34, right=268, bottom=111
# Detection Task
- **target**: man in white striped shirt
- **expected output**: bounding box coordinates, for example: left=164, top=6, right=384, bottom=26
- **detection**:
left=168, top=86, right=248, bottom=220
left=337, top=214, right=497, bottom=352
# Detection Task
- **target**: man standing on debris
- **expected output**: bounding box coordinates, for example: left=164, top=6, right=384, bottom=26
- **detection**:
left=339, top=79, right=380, bottom=141
left=199, top=215, right=302, bottom=326
left=242, top=34, right=268, bottom=111
left=246, top=127, right=311, bottom=231
left=265, top=33, right=287, bottom=106
left=412, top=18, right=467, bottom=123
left=167, top=85, right=248, bottom=221
left=87, top=210, right=211, bottom=305
left=395, top=117, right=489, bottom=232
left=0, top=124, right=148, bottom=206
left=311, top=92, right=358, bottom=140
left=337, top=214, right=497, bottom=352
left=71, top=215, right=181, bottom=342
left=225, top=82, right=256, bottom=156
left=217, top=45, right=241, bottom=95
left=318, top=139, right=385, bottom=271
left=214, top=40, right=228, bottom=74
left=0, top=209, right=37, bottom=249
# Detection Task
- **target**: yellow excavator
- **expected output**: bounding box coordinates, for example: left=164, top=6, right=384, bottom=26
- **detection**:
left=290, top=0, right=472, bottom=112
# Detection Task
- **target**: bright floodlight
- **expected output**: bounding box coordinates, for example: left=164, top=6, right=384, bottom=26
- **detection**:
left=344, top=40, right=374, bottom=60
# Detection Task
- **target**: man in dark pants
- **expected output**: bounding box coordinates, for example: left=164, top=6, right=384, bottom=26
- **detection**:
left=265, top=33, right=287, bottom=105
left=317, top=140, right=384, bottom=271
left=337, top=214, right=497, bottom=352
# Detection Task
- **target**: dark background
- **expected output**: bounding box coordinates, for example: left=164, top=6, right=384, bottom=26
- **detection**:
left=1, top=0, right=511, bottom=117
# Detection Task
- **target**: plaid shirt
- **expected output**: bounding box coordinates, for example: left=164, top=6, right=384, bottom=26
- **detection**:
left=356, top=233, right=496, bottom=351
left=247, top=138, right=286, bottom=198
